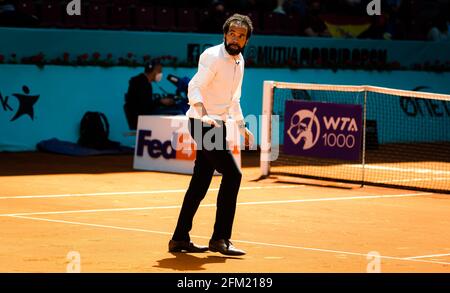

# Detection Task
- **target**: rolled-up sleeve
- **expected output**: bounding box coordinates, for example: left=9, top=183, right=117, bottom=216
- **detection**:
left=229, top=72, right=244, bottom=121
left=188, top=52, right=216, bottom=105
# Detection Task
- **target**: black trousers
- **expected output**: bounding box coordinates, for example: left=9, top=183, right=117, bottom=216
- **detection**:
left=172, top=118, right=242, bottom=241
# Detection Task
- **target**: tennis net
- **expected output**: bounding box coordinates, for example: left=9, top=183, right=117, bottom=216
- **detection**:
left=260, top=81, right=450, bottom=193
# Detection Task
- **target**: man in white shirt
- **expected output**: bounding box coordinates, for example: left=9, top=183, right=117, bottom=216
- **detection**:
left=169, top=14, right=254, bottom=256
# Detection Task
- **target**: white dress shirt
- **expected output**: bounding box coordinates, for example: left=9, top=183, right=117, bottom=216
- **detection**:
left=186, top=43, right=245, bottom=122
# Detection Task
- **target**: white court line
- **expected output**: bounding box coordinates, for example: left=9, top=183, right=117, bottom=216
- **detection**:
left=346, top=164, right=450, bottom=175
left=374, top=177, right=450, bottom=184
left=0, top=192, right=432, bottom=217
left=9, top=215, right=450, bottom=267
left=404, top=253, right=450, bottom=260
left=0, top=185, right=301, bottom=200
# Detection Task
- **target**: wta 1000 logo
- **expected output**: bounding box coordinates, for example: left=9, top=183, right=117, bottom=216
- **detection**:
left=284, top=100, right=362, bottom=161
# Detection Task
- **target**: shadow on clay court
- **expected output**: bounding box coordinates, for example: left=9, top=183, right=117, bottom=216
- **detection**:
left=153, top=253, right=243, bottom=271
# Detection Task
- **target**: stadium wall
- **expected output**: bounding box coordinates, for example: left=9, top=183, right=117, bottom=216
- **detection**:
left=1, top=27, right=450, bottom=68
left=1, top=64, right=450, bottom=151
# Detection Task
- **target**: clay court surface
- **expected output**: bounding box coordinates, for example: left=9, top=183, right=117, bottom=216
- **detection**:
left=1, top=151, right=449, bottom=273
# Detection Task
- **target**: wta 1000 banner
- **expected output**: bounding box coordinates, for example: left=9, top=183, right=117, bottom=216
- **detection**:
left=283, top=100, right=363, bottom=161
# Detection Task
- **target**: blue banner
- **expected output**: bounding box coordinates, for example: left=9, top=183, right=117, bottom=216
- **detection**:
left=1, top=28, right=449, bottom=69
left=1, top=64, right=450, bottom=152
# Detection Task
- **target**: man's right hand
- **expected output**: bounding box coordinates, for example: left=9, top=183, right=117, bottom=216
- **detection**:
left=193, top=102, right=221, bottom=128
left=201, top=115, right=221, bottom=128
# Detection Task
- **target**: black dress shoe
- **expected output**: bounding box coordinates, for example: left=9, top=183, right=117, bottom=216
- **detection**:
left=168, top=240, right=209, bottom=253
left=209, top=239, right=246, bottom=256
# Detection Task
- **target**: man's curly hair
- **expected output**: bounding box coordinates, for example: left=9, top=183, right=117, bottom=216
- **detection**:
left=223, top=14, right=254, bottom=40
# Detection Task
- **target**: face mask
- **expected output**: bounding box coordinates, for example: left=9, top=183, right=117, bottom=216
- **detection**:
left=155, top=72, right=163, bottom=82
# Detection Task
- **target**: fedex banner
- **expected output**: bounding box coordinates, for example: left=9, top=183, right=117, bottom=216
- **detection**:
left=133, top=116, right=241, bottom=174
left=283, top=100, right=362, bottom=161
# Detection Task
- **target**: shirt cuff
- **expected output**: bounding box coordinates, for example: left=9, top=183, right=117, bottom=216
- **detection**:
left=188, top=88, right=204, bottom=105
left=229, top=103, right=244, bottom=122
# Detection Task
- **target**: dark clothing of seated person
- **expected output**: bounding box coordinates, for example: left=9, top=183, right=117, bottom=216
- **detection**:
left=124, top=60, right=184, bottom=130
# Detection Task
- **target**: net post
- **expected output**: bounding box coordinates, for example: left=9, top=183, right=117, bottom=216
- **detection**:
left=261, top=80, right=275, bottom=177
left=361, top=89, right=368, bottom=187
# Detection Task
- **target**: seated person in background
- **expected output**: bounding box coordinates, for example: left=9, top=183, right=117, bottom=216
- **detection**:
left=124, top=59, right=182, bottom=130
left=0, top=0, right=39, bottom=27
left=301, top=0, right=331, bottom=37
left=273, top=0, right=287, bottom=14
left=427, top=16, right=449, bottom=42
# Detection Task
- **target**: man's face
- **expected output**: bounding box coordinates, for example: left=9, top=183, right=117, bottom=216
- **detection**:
left=146, top=64, right=163, bottom=82
left=153, top=64, right=163, bottom=82
left=224, top=24, right=249, bottom=56
left=155, top=64, right=162, bottom=75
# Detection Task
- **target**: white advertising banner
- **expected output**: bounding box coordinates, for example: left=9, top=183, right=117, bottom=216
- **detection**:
left=133, top=116, right=241, bottom=174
